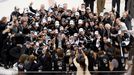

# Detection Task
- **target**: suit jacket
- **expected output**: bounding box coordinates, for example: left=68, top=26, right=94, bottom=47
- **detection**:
left=127, top=0, right=134, bottom=18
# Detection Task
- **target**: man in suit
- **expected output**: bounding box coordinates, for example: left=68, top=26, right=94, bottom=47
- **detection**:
left=83, top=0, right=95, bottom=12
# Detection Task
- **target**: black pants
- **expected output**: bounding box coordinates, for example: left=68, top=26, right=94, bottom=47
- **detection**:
left=84, top=0, right=94, bottom=12
left=112, top=0, right=120, bottom=15
left=1, top=49, right=8, bottom=65
left=125, top=0, right=128, bottom=11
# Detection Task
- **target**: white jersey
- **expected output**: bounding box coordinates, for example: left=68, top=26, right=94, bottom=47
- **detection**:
left=120, top=22, right=128, bottom=31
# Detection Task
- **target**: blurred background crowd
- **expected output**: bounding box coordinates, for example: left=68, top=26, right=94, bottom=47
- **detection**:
left=0, top=0, right=134, bottom=75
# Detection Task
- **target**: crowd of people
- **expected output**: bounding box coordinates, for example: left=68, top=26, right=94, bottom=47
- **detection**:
left=0, top=0, right=134, bottom=75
